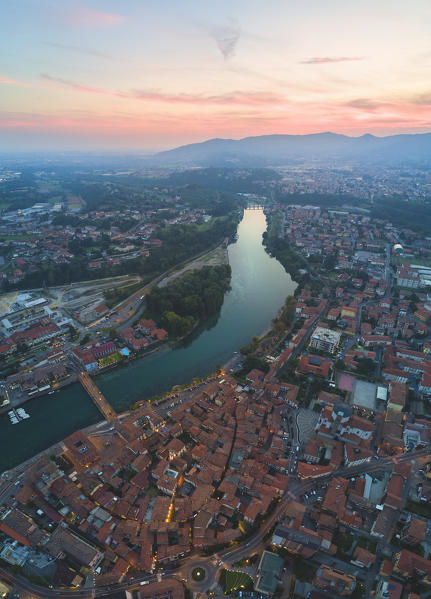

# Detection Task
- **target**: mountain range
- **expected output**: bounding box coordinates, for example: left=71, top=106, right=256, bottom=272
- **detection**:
left=151, top=132, right=431, bottom=167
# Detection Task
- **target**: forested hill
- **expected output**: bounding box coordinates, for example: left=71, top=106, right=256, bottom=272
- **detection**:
left=145, top=265, right=232, bottom=337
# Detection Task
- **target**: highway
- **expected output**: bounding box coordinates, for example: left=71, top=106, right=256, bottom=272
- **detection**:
left=2, top=448, right=429, bottom=598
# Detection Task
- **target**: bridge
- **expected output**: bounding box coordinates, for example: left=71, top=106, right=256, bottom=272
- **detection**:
left=78, top=371, right=117, bottom=422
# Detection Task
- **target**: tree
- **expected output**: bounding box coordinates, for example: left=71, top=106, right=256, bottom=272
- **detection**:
left=334, top=531, right=353, bottom=554
left=242, top=354, right=269, bottom=374
left=356, top=357, right=375, bottom=376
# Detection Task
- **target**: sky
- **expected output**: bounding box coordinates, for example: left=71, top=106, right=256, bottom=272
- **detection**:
left=1, top=0, right=431, bottom=151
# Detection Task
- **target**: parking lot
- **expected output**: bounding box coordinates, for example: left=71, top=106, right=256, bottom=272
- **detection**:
left=296, top=408, right=320, bottom=444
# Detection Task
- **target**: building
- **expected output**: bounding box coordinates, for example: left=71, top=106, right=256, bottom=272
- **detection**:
left=396, top=264, right=421, bottom=288
left=45, top=523, right=104, bottom=569
left=401, top=518, right=427, bottom=545
left=297, top=354, right=332, bottom=378
left=313, top=565, right=356, bottom=596
left=255, top=550, right=284, bottom=595
left=394, top=549, right=431, bottom=584
left=309, top=327, right=341, bottom=354
left=375, top=579, right=403, bottom=599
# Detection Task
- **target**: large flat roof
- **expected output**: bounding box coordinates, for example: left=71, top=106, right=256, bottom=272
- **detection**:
left=256, top=550, right=284, bottom=594
left=352, top=379, right=377, bottom=411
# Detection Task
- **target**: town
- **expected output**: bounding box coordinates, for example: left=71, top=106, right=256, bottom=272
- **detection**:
left=0, top=183, right=431, bottom=599
left=0, top=170, right=241, bottom=413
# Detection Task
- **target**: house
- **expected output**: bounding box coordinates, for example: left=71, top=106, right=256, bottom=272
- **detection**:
left=297, top=463, right=333, bottom=479
left=344, top=444, right=373, bottom=467
left=401, top=518, right=427, bottom=545
left=45, top=523, right=103, bottom=569
left=375, top=579, right=403, bottom=599
left=303, top=439, right=320, bottom=463
left=297, top=354, right=332, bottom=378
left=352, top=546, right=376, bottom=568
left=63, top=431, right=99, bottom=467
left=313, top=565, right=356, bottom=596
left=394, top=549, right=431, bottom=584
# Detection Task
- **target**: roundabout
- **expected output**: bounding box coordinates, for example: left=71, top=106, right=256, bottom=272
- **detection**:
left=191, top=566, right=207, bottom=582
left=183, top=557, right=217, bottom=593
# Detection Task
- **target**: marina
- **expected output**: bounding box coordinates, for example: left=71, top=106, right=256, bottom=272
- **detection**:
left=0, top=209, right=296, bottom=473
left=7, top=407, right=30, bottom=424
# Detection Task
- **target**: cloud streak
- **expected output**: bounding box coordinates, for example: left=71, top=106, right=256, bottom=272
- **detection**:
left=41, top=73, right=110, bottom=95
left=343, top=98, right=386, bottom=111
left=41, top=73, right=286, bottom=106
left=44, top=42, right=116, bottom=61
left=0, top=75, right=32, bottom=87
left=301, top=56, right=365, bottom=65
left=56, top=5, right=126, bottom=28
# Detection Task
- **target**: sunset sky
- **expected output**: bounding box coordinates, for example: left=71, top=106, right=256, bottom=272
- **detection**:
left=2, top=0, right=431, bottom=151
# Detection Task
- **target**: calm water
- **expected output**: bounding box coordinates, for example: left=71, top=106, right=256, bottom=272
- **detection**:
left=1, top=209, right=296, bottom=473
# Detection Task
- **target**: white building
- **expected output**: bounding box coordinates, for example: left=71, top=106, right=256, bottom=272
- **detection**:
left=309, top=327, right=341, bottom=354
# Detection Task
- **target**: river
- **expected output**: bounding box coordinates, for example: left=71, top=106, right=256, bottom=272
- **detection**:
left=1, top=208, right=296, bottom=473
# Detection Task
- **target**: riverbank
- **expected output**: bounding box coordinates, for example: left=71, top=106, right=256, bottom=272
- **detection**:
left=0, top=244, right=232, bottom=416
left=0, top=208, right=296, bottom=473
left=0, top=356, right=230, bottom=482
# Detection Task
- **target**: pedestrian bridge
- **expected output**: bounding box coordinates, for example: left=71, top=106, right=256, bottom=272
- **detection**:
left=78, top=371, right=116, bottom=422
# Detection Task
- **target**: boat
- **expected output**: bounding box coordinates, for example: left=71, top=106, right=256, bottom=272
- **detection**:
left=7, top=408, right=30, bottom=424
left=17, top=408, right=30, bottom=420
left=9, top=410, right=19, bottom=424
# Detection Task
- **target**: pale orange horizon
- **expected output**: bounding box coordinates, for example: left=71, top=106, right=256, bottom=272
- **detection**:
left=2, top=0, right=431, bottom=150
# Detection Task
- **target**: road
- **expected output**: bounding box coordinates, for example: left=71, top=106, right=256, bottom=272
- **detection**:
left=2, top=448, right=428, bottom=598
left=88, top=242, right=226, bottom=332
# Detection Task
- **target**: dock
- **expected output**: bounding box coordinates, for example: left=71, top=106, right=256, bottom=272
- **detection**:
left=78, top=372, right=117, bottom=422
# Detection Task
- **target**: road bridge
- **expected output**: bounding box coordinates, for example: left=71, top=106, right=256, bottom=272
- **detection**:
left=78, top=372, right=116, bottom=422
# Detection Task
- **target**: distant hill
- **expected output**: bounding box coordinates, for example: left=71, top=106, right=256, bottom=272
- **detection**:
left=151, top=132, right=431, bottom=167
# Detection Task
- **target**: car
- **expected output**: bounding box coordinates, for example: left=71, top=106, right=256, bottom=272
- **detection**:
left=140, top=581, right=150, bottom=586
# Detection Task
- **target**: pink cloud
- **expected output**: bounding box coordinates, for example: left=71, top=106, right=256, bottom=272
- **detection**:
left=2, top=93, right=431, bottom=150
left=57, top=6, right=126, bottom=27
left=131, top=89, right=286, bottom=106
left=41, top=73, right=286, bottom=106
left=0, top=75, right=31, bottom=87
left=343, top=98, right=387, bottom=111
left=41, top=73, right=112, bottom=95
left=301, top=56, right=364, bottom=65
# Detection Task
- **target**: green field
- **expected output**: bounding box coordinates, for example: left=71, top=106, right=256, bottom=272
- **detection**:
left=98, top=352, right=123, bottom=367
left=222, top=570, right=254, bottom=593
left=393, top=256, right=431, bottom=268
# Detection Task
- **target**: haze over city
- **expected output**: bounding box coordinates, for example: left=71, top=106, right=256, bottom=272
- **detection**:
left=2, top=0, right=431, bottom=151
